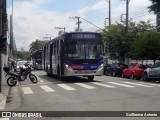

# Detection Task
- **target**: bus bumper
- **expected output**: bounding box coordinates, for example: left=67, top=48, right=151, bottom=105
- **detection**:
left=63, top=68, right=104, bottom=76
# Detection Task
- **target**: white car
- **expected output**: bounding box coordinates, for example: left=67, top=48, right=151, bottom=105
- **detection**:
left=15, top=61, right=27, bottom=72
left=143, top=62, right=160, bottom=81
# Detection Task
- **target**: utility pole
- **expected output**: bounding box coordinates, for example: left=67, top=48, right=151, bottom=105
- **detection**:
left=69, top=16, right=82, bottom=31
left=105, top=0, right=111, bottom=26
left=55, top=27, right=65, bottom=33
left=0, top=0, right=7, bottom=92
left=108, top=0, right=111, bottom=26
left=157, top=12, right=160, bottom=32
left=126, top=0, right=129, bottom=33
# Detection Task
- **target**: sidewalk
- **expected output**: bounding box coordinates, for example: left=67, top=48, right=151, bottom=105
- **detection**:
left=0, top=68, right=10, bottom=110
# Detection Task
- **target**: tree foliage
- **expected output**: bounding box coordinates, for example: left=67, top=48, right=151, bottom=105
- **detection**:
left=148, top=0, right=160, bottom=14
left=102, top=20, right=155, bottom=63
left=131, top=31, right=160, bottom=63
left=29, top=39, right=44, bottom=53
left=14, top=51, right=31, bottom=60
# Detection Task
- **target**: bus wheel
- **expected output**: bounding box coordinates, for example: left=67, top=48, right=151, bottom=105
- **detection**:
left=88, top=76, right=94, bottom=81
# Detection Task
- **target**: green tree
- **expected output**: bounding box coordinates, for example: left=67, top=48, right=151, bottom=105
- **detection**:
left=29, top=39, right=43, bottom=53
left=14, top=51, right=31, bottom=60
left=102, top=20, right=155, bottom=63
left=131, top=31, right=160, bottom=63
left=148, top=0, right=160, bottom=14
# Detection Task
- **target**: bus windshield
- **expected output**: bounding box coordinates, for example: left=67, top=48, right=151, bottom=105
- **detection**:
left=36, top=51, right=42, bottom=60
left=65, top=40, right=103, bottom=59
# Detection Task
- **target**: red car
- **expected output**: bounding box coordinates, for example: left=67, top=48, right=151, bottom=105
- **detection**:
left=122, top=63, right=147, bottom=79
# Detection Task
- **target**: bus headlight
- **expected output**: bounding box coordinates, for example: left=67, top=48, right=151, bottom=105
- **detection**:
left=98, top=64, right=104, bottom=71
left=64, top=64, right=73, bottom=71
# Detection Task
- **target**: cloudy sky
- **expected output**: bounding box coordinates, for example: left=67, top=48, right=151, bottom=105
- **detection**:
left=7, top=0, right=156, bottom=51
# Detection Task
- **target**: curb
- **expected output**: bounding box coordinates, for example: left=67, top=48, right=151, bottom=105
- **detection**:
left=0, top=84, right=10, bottom=110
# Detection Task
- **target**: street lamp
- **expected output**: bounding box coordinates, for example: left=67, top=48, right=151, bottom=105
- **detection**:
left=55, top=27, right=65, bottom=33
left=44, top=34, right=54, bottom=40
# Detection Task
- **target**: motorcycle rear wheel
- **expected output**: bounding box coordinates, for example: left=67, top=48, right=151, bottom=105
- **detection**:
left=7, top=77, right=17, bottom=87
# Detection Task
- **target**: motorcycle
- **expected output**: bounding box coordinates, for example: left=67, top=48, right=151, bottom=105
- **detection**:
left=3, top=63, right=38, bottom=87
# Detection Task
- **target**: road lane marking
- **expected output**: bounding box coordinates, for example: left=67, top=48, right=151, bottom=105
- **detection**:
left=0, top=118, right=10, bottom=120
left=40, top=85, right=55, bottom=92
left=36, top=76, right=44, bottom=82
left=92, top=82, right=116, bottom=88
left=57, top=84, right=76, bottom=90
left=107, top=82, right=135, bottom=88
left=138, top=82, right=160, bottom=87
left=38, top=79, right=44, bottom=83
left=75, top=83, right=96, bottom=89
left=22, top=87, right=33, bottom=94
left=124, top=82, right=154, bottom=87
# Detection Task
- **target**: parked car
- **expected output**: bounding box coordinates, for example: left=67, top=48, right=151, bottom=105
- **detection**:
left=143, top=62, right=160, bottom=81
left=122, top=63, right=147, bottom=79
left=15, top=61, right=27, bottom=72
left=26, top=61, right=33, bottom=67
left=104, top=63, right=128, bottom=77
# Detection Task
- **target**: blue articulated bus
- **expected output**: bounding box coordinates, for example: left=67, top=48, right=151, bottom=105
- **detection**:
left=42, top=32, right=104, bottom=81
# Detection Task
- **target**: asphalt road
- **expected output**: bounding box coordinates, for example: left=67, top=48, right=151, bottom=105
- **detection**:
left=3, top=70, right=160, bottom=120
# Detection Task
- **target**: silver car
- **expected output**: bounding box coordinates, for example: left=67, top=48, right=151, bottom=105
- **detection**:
left=15, top=61, right=27, bottom=72
left=143, top=62, right=160, bottom=81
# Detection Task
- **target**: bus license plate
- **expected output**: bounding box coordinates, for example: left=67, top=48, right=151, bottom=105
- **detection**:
left=77, top=70, right=91, bottom=74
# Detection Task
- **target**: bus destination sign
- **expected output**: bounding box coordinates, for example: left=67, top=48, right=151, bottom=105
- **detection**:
left=69, top=34, right=100, bottom=39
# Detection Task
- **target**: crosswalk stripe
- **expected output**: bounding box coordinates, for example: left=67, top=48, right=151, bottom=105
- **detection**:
left=124, top=82, right=154, bottom=87
left=107, top=82, right=135, bottom=88
left=75, top=83, right=96, bottom=89
left=38, top=79, right=44, bottom=83
left=138, top=82, right=160, bottom=87
left=92, top=82, right=116, bottom=88
left=57, top=84, right=76, bottom=90
left=36, top=76, right=44, bottom=82
left=40, top=85, right=55, bottom=92
left=0, top=118, right=10, bottom=120
left=22, top=87, right=33, bottom=94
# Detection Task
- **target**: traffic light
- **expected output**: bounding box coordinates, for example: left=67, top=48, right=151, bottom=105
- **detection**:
left=0, top=37, right=7, bottom=53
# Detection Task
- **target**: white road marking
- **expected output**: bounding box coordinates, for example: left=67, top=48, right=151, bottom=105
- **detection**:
left=40, top=85, right=55, bottom=92
left=0, top=118, right=10, bottom=120
left=124, top=82, right=154, bottom=87
left=92, top=82, right=116, bottom=88
left=107, top=82, right=135, bottom=88
left=36, top=76, right=44, bottom=82
left=22, top=87, right=33, bottom=94
left=138, top=82, right=160, bottom=87
left=38, top=79, right=44, bottom=83
left=75, top=83, right=96, bottom=89
left=57, top=84, right=76, bottom=90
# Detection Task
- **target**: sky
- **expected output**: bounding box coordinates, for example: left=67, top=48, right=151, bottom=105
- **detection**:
left=7, top=0, right=156, bottom=51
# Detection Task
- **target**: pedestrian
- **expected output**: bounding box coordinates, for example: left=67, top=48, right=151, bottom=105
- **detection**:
left=7, top=57, right=12, bottom=70
left=11, top=59, right=15, bottom=70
